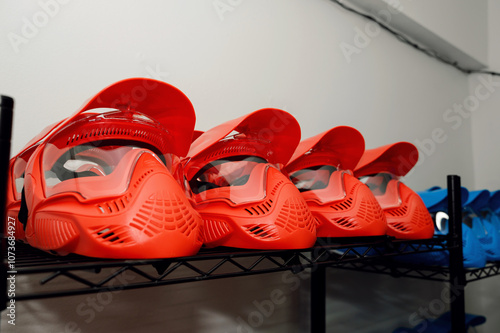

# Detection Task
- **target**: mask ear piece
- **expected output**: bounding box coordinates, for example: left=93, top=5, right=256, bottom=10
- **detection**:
left=18, top=187, right=28, bottom=231
left=434, top=211, right=449, bottom=233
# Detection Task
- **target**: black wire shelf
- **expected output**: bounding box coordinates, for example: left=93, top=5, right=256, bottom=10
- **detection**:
left=462, top=263, right=500, bottom=282
left=331, top=257, right=500, bottom=283
left=4, top=235, right=450, bottom=301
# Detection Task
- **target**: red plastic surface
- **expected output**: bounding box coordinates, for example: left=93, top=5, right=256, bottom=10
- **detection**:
left=188, top=108, right=300, bottom=166
left=288, top=126, right=365, bottom=171
left=354, top=142, right=419, bottom=178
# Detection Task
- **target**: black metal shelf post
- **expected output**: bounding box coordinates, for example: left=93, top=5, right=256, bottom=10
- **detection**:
left=311, top=264, right=326, bottom=333
left=447, top=175, right=466, bottom=332
left=0, top=95, right=14, bottom=315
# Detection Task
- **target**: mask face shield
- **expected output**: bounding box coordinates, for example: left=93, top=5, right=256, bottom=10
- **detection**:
left=188, top=155, right=280, bottom=205
left=359, top=172, right=402, bottom=209
left=288, top=165, right=349, bottom=204
left=39, top=109, right=179, bottom=200
left=42, top=144, right=172, bottom=199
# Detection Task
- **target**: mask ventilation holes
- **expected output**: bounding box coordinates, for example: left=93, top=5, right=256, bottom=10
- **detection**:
left=243, top=224, right=279, bottom=240
left=244, top=200, right=273, bottom=216
left=314, top=216, right=321, bottom=226
left=275, top=197, right=315, bottom=233
left=357, top=195, right=386, bottom=224
left=97, top=194, right=131, bottom=214
left=129, top=191, right=199, bottom=238
left=92, top=225, right=134, bottom=245
left=67, top=127, right=134, bottom=145
left=271, top=181, right=284, bottom=196
left=66, top=127, right=166, bottom=147
left=97, top=228, right=119, bottom=242
left=331, top=217, right=358, bottom=229
left=350, top=181, right=359, bottom=195
left=409, top=203, right=434, bottom=228
left=32, top=218, right=78, bottom=250
left=203, top=219, right=231, bottom=243
left=204, top=145, right=256, bottom=161
left=330, top=198, right=353, bottom=211
left=133, top=169, right=154, bottom=188
left=389, top=222, right=412, bottom=232
left=386, top=205, right=408, bottom=217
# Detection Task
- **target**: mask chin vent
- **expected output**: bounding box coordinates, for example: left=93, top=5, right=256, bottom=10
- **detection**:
left=243, top=224, right=279, bottom=240
left=92, top=225, right=134, bottom=245
left=390, top=222, right=412, bottom=232
left=97, top=194, right=131, bottom=214
left=203, top=219, right=231, bottom=243
left=386, top=205, right=408, bottom=217
left=331, top=217, right=358, bottom=229
left=96, top=228, right=120, bottom=242
left=244, top=200, right=273, bottom=216
left=330, top=198, right=353, bottom=211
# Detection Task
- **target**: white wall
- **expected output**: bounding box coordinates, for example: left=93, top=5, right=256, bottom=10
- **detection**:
left=470, top=0, right=500, bottom=191
left=466, top=1, right=500, bottom=332
left=0, top=0, right=483, bottom=332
